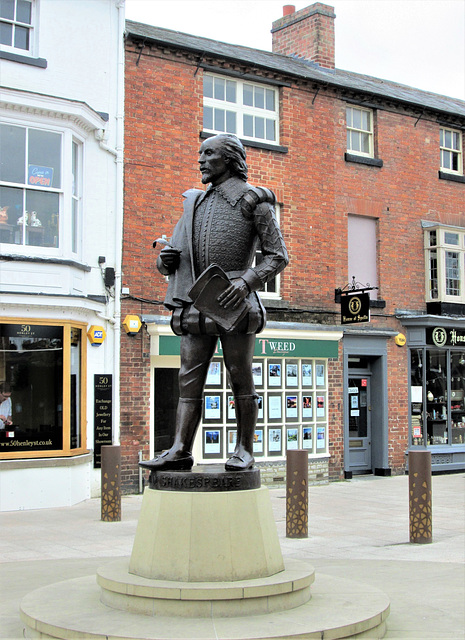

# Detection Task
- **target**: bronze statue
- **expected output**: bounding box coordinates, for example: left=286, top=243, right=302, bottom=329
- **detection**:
left=141, top=134, right=288, bottom=472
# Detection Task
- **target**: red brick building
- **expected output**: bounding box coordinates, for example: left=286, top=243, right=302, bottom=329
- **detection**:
left=121, top=3, right=465, bottom=492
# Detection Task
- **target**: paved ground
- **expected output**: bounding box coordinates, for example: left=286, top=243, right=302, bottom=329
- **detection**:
left=1, top=473, right=464, bottom=639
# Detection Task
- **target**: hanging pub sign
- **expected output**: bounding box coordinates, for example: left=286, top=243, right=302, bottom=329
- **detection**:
left=341, top=293, right=370, bottom=325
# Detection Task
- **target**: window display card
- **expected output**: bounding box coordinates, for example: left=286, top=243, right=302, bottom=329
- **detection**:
left=302, top=395, right=312, bottom=418
left=252, top=362, right=263, bottom=386
left=316, top=364, right=325, bottom=386
left=302, top=363, right=312, bottom=387
left=268, top=363, right=281, bottom=387
left=227, top=396, right=236, bottom=420
left=303, top=426, right=313, bottom=449
left=258, top=395, right=264, bottom=420
left=206, top=361, right=221, bottom=386
left=227, top=429, right=237, bottom=454
left=253, top=429, right=264, bottom=454
left=268, top=395, right=282, bottom=420
left=316, top=426, right=325, bottom=449
left=316, top=395, right=325, bottom=418
left=287, top=428, right=298, bottom=450
left=268, top=428, right=282, bottom=453
left=205, top=395, right=221, bottom=420
left=286, top=395, right=298, bottom=419
left=286, top=363, right=298, bottom=387
left=204, top=429, right=221, bottom=454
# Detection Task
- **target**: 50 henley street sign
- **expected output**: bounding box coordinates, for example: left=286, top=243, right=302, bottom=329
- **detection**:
left=159, top=336, right=339, bottom=358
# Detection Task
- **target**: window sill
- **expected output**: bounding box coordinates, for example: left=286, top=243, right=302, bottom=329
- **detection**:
left=0, top=50, right=47, bottom=68
left=426, top=301, right=465, bottom=316
left=344, top=153, right=383, bottom=168
left=0, top=253, right=92, bottom=272
left=438, top=171, right=465, bottom=184
left=200, top=131, right=288, bottom=154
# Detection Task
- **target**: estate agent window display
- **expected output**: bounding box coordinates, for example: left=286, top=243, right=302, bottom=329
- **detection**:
left=200, top=355, right=329, bottom=462
left=0, top=321, right=87, bottom=459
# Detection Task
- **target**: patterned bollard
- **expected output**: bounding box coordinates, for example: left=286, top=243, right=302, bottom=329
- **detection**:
left=286, top=449, right=308, bottom=538
left=409, top=450, right=432, bottom=544
left=101, top=444, right=121, bottom=522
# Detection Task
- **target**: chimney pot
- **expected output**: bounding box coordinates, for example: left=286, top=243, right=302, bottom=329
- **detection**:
left=283, top=5, right=295, bottom=16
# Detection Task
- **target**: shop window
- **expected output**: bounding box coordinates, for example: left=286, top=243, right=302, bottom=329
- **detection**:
left=203, top=73, right=279, bottom=144
left=0, top=121, right=82, bottom=257
left=346, top=106, right=373, bottom=157
left=348, top=214, right=378, bottom=299
left=0, top=0, right=34, bottom=54
left=424, top=226, right=465, bottom=304
left=440, top=127, right=463, bottom=174
left=409, top=347, right=465, bottom=447
left=199, top=356, right=328, bottom=460
left=0, top=322, right=86, bottom=458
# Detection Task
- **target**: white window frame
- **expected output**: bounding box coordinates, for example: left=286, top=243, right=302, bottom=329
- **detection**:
left=203, top=72, right=279, bottom=145
left=0, top=0, right=37, bottom=56
left=0, top=115, right=83, bottom=260
left=440, top=127, right=463, bottom=175
left=254, top=204, right=282, bottom=299
left=346, top=106, right=374, bottom=158
left=424, top=225, right=465, bottom=304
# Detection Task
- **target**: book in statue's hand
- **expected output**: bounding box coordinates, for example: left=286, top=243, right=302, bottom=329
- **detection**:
left=188, top=264, right=251, bottom=332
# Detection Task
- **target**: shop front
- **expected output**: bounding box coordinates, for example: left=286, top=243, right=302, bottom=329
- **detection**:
left=342, top=332, right=394, bottom=478
left=0, top=316, right=111, bottom=511
left=405, top=317, right=465, bottom=472
left=144, top=317, right=342, bottom=484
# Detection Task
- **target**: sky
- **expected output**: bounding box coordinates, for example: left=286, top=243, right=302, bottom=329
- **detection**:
left=125, top=0, right=465, bottom=101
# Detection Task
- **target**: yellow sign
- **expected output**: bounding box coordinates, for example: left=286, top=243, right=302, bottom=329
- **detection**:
left=395, top=333, right=406, bottom=347
left=122, top=315, right=142, bottom=335
left=87, top=325, right=106, bottom=345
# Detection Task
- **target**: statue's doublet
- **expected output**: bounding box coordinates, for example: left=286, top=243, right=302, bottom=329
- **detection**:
left=193, top=178, right=256, bottom=277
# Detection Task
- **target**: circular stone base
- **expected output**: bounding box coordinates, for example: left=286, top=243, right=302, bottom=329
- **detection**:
left=20, top=570, right=390, bottom=640
left=97, top=557, right=314, bottom=617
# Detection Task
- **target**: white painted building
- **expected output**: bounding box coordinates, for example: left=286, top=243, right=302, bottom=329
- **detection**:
left=0, top=0, right=125, bottom=510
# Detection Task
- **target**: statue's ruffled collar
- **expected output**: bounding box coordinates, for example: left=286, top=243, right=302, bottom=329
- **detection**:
left=207, top=176, right=249, bottom=207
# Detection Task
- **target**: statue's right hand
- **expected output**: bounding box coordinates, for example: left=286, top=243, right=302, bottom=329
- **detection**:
left=159, top=247, right=181, bottom=271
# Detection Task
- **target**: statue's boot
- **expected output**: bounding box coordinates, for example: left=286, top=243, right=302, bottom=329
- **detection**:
left=225, top=394, right=257, bottom=471
left=139, top=398, right=202, bottom=471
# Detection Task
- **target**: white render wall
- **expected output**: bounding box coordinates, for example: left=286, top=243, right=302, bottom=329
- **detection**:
left=0, top=0, right=124, bottom=510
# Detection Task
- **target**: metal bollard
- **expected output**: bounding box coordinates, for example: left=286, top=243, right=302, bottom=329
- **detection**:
left=101, top=444, right=121, bottom=522
left=408, top=450, right=432, bottom=544
left=286, top=449, right=308, bottom=538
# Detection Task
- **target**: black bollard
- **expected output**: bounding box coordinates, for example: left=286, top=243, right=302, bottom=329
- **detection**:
left=286, top=449, right=308, bottom=538
left=101, top=444, right=121, bottom=522
left=408, top=449, right=432, bottom=544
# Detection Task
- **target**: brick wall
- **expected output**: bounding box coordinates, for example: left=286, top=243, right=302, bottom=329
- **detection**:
left=122, top=33, right=463, bottom=491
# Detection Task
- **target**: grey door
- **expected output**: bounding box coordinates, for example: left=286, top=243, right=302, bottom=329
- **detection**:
left=348, top=376, right=372, bottom=472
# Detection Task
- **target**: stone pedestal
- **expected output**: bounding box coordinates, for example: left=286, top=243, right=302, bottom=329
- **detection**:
left=20, top=467, right=390, bottom=639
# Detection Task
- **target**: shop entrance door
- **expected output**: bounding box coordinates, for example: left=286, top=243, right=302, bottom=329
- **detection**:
left=154, top=368, right=179, bottom=454
left=348, top=376, right=372, bottom=472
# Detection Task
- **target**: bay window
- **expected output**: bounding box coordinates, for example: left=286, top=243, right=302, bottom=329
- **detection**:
left=425, top=226, right=465, bottom=304
left=0, top=321, right=87, bottom=459
left=0, top=121, right=82, bottom=257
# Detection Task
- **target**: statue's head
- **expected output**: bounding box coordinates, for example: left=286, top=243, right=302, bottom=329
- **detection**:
left=198, top=134, right=248, bottom=185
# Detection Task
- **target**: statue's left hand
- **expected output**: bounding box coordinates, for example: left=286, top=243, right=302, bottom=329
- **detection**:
left=217, top=278, right=249, bottom=309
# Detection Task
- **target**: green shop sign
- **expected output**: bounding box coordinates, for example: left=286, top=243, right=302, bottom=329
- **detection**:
left=159, top=336, right=338, bottom=358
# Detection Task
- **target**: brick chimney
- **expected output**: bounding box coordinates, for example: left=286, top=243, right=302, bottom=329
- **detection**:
left=271, top=3, right=336, bottom=69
